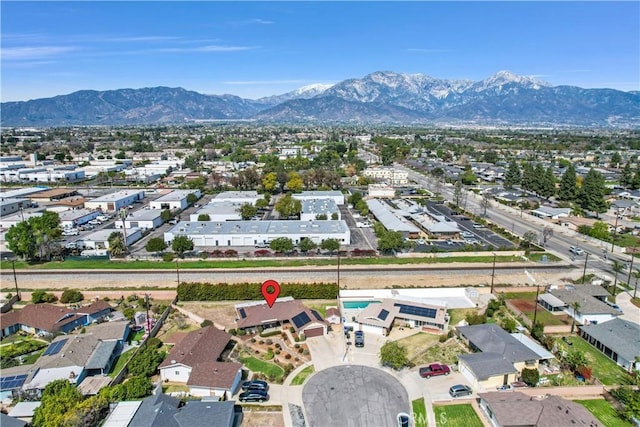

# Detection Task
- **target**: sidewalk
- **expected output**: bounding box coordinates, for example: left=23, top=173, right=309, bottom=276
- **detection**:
left=616, top=291, right=640, bottom=324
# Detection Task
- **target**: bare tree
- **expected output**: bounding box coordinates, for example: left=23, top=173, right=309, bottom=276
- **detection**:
left=453, top=180, right=463, bottom=209
left=481, top=191, right=491, bottom=217
left=541, top=226, right=554, bottom=247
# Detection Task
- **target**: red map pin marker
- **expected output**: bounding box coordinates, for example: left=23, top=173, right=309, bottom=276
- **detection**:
left=261, top=280, right=281, bottom=308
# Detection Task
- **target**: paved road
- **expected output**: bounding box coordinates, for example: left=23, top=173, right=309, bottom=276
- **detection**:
left=302, top=365, right=410, bottom=427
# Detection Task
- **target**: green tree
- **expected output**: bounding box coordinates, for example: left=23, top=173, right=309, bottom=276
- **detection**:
left=539, top=166, right=556, bottom=199
left=578, top=168, right=608, bottom=216
left=503, top=160, right=521, bottom=189
left=32, top=379, right=84, bottom=427
left=186, top=193, right=199, bottom=205
left=377, top=230, right=405, bottom=253
left=621, top=162, right=634, bottom=188
left=348, top=191, right=363, bottom=207
left=274, top=193, right=302, bottom=219
left=161, top=209, right=172, bottom=223
left=379, top=341, right=409, bottom=370
left=521, top=162, right=535, bottom=193
left=172, top=235, right=194, bottom=258
left=320, top=238, right=341, bottom=254
left=145, top=237, right=167, bottom=256
left=108, top=231, right=126, bottom=258
left=460, top=166, right=477, bottom=185
left=32, top=289, right=57, bottom=304
left=270, top=237, right=295, bottom=253
left=256, top=197, right=269, bottom=209
left=611, top=260, right=625, bottom=296
left=589, top=221, right=611, bottom=241
left=558, top=164, right=578, bottom=201
left=197, top=213, right=210, bottom=221
left=564, top=348, right=587, bottom=370
left=298, top=238, right=317, bottom=253
left=60, top=290, right=84, bottom=304
left=570, top=301, right=581, bottom=334
left=5, top=220, right=37, bottom=260
left=238, top=203, right=258, bottom=220
left=521, top=368, right=540, bottom=387
left=484, top=150, right=499, bottom=164
left=521, top=231, right=537, bottom=248
left=610, top=151, right=622, bottom=168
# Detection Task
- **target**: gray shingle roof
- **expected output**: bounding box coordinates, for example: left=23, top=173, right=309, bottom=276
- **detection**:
left=550, top=288, right=620, bottom=315
left=86, top=340, right=118, bottom=370
left=459, top=352, right=518, bottom=379
left=174, top=401, right=235, bottom=427
left=580, top=318, right=640, bottom=363
left=457, top=323, right=540, bottom=363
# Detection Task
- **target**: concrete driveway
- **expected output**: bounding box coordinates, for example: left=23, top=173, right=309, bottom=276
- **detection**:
left=302, top=365, right=410, bottom=427
left=616, top=290, right=640, bottom=323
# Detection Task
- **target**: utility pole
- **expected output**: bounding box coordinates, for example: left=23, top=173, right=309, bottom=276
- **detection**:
left=175, top=259, right=181, bottom=286
left=582, top=252, right=590, bottom=284
left=611, top=213, right=619, bottom=253
left=627, top=251, right=635, bottom=287
left=533, top=283, right=540, bottom=325
left=490, top=253, right=497, bottom=294
left=144, top=293, right=151, bottom=335
left=337, top=247, right=341, bottom=289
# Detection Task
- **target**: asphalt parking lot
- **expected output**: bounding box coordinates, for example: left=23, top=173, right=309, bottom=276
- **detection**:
left=302, top=365, right=410, bottom=427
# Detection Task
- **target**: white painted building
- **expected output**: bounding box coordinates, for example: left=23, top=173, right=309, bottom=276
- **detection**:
left=149, top=189, right=201, bottom=211
left=79, top=228, right=142, bottom=250
left=115, top=209, right=163, bottom=230
left=213, top=191, right=261, bottom=205
left=84, top=190, right=145, bottom=212
left=164, top=220, right=350, bottom=247
left=299, top=199, right=341, bottom=221
left=0, top=166, right=85, bottom=183
left=368, top=184, right=396, bottom=198
left=190, top=201, right=242, bottom=222
left=58, top=209, right=100, bottom=229
left=0, top=197, right=32, bottom=217
left=294, top=191, right=345, bottom=205
left=362, top=167, right=409, bottom=185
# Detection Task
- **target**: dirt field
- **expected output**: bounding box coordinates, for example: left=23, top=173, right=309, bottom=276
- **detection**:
left=510, top=298, right=536, bottom=313
left=241, top=411, right=285, bottom=427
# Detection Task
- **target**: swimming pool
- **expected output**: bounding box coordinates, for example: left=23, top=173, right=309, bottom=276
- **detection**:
left=342, top=300, right=380, bottom=309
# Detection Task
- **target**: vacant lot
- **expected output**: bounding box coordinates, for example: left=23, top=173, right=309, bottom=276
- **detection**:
left=395, top=332, right=441, bottom=366
left=241, top=410, right=285, bottom=427
left=395, top=333, right=468, bottom=366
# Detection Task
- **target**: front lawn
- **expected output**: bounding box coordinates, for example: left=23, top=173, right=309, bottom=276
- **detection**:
left=290, top=365, right=314, bottom=385
left=239, top=354, right=284, bottom=382
left=563, top=336, right=634, bottom=385
left=433, top=404, right=483, bottom=427
left=575, top=399, right=632, bottom=427
left=412, top=398, right=427, bottom=427
left=448, top=308, right=478, bottom=326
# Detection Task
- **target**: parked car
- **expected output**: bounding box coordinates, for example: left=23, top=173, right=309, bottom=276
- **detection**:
left=449, top=384, right=473, bottom=398
left=241, top=380, right=269, bottom=391
left=569, top=246, right=584, bottom=255
left=397, top=412, right=411, bottom=427
left=62, top=229, right=79, bottom=236
left=354, top=330, right=364, bottom=347
left=419, top=363, right=450, bottom=378
left=472, top=223, right=485, bottom=229
left=460, top=231, right=474, bottom=238
left=239, top=389, right=269, bottom=403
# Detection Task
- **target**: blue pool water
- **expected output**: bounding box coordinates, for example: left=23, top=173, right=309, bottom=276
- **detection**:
left=342, top=300, right=380, bottom=309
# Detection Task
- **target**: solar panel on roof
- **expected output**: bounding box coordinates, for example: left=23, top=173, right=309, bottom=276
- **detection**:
left=311, top=310, right=323, bottom=322
left=0, top=374, right=27, bottom=391
left=239, top=308, right=247, bottom=319
left=292, top=312, right=311, bottom=329
left=43, top=338, right=68, bottom=356
left=378, top=309, right=390, bottom=320
left=394, top=303, right=437, bottom=319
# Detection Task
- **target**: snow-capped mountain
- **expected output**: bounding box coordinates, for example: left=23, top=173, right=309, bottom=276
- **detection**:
left=1, top=71, right=638, bottom=127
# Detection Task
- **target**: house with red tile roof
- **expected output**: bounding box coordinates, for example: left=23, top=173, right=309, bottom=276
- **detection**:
left=0, top=301, right=112, bottom=338
left=159, top=326, right=241, bottom=399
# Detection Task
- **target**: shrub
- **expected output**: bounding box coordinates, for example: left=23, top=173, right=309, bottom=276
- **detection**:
left=576, top=365, right=592, bottom=381
left=200, top=319, right=213, bottom=327
left=298, top=347, right=304, bottom=354
left=294, top=344, right=300, bottom=349
left=60, top=290, right=84, bottom=304
left=177, top=281, right=339, bottom=301
left=265, top=339, right=273, bottom=345
left=228, top=328, right=237, bottom=336
left=236, top=329, right=246, bottom=336
left=250, top=338, right=256, bottom=343
left=438, top=334, right=448, bottom=343
left=162, top=252, right=175, bottom=262
left=284, top=354, right=292, bottom=360
left=521, top=368, right=540, bottom=386
left=289, top=327, right=295, bottom=333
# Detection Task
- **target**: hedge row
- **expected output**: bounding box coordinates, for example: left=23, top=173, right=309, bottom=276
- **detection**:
left=177, top=282, right=339, bottom=301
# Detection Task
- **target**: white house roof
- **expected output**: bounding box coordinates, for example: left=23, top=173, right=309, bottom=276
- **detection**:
left=510, top=333, right=555, bottom=360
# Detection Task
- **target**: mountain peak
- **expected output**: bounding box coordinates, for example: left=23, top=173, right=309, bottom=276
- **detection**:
left=483, top=70, right=550, bottom=89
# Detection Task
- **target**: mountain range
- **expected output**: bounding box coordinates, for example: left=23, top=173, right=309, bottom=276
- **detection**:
left=2, top=71, right=638, bottom=127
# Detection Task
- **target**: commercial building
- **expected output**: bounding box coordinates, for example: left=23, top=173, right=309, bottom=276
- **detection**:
left=58, top=209, right=100, bottom=229
left=149, top=189, right=201, bottom=211
left=299, top=198, right=340, bottom=221
left=115, top=209, right=163, bottom=230
left=84, top=190, right=145, bottom=212
left=190, top=201, right=242, bottom=222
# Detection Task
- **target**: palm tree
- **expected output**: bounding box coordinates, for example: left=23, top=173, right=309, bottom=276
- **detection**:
left=611, top=260, right=625, bottom=296
left=633, top=269, right=640, bottom=299
left=108, top=231, right=126, bottom=258
left=118, top=208, right=129, bottom=254
left=570, top=301, right=581, bottom=334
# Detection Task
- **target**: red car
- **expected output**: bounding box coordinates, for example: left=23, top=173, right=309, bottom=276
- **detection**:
left=419, top=363, right=450, bottom=379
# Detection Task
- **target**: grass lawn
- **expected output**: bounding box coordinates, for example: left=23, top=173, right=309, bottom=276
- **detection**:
left=563, top=336, right=634, bottom=385
left=239, top=353, right=284, bottom=382
left=522, top=307, right=570, bottom=326
left=527, top=252, right=561, bottom=262
left=290, top=365, right=314, bottom=385
left=576, top=399, right=632, bottom=427
left=0, top=254, right=523, bottom=271
left=22, top=350, right=44, bottom=365
left=305, top=300, right=338, bottom=318
left=612, top=234, right=640, bottom=248
left=108, top=348, right=136, bottom=378
left=448, top=308, right=478, bottom=326
left=412, top=398, right=427, bottom=427
left=500, top=291, right=537, bottom=299
left=162, top=384, right=190, bottom=394
left=395, top=332, right=441, bottom=366
left=631, top=297, right=640, bottom=308
left=433, top=404, right=483, bottom=427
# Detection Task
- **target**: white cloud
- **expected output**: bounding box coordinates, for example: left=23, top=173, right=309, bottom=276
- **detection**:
left=1, top=46, right=78, bottom=60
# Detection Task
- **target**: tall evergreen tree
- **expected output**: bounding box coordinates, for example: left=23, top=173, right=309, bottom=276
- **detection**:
left=610, top=152, right=622, bottom=168
left=632, top=170, right=640, bottom=190
left=503, top=160, right=521, bottom=189
left=621, top=161, right=633, bottom=188
left=578, top=168, right=608, bottom=216
left=521, top=162, right=535, bottom=193
left=558, top=164, right=578, bottom=201
left=539, top=167, right=556, bottom=199
left=533, top=163, right=546, bottom=195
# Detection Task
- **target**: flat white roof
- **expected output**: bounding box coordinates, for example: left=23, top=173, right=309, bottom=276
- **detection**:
left=89, top=190, right=144, bottom=202
left=339, top=287, right=475, bottom=309
left=102, top=401, right=142, bottom=427
left=511, top=333, right=555, bottom=360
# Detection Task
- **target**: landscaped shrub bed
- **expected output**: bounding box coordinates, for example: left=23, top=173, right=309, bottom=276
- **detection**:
left=177, top=282, right=339, bottom=301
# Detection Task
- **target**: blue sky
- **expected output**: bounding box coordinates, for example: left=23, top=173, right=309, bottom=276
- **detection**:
left=2, top=1, right=638, bottom=102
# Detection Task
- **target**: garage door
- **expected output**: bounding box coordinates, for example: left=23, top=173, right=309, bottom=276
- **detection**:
left=459, top=361, right=477, bottom=387
left=304, top=326, right=325, bottom=338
